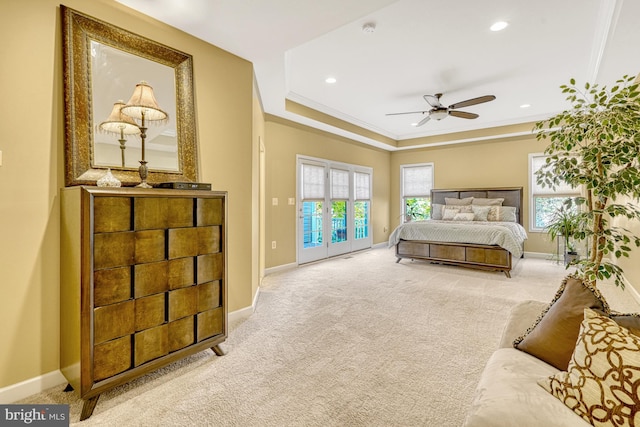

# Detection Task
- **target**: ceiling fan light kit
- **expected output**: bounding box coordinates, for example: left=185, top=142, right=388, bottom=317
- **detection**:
left=386, top=92, right=496, bottom=127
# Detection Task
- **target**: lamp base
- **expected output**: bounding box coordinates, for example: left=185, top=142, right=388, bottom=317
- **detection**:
left=137, top=160, right=152, bottom=188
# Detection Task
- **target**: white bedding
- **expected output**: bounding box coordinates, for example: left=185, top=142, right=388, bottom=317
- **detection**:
left=388, top=220, right=528, bottom=258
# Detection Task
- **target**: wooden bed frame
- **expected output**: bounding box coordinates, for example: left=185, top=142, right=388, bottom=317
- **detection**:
left=395, top=187, right=524, bottom=277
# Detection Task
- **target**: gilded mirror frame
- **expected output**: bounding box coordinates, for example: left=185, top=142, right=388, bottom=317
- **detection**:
left=61, top=5, right=198, bottom=186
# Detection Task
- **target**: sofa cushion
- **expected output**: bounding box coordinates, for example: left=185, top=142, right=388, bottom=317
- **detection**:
left=462, top=348, right=590, bottom=427
left=513, top=275, right=610, bottom=370
left=538, top=309, right=640, bottom=426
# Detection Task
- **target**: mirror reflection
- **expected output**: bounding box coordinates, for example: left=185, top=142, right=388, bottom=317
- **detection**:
left=91, top=41, right=179, bottom=172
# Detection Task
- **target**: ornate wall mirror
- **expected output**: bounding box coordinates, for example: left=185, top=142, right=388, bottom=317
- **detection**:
left=61, top=5, right=198, bottom=186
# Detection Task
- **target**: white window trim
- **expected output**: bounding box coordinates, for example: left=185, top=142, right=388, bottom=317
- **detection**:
left=528, top=153, right=581, bottom=233
left=400, top=162, right=434, bottom=222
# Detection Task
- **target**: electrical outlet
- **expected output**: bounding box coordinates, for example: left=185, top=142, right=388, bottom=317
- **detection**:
left=271, top=241, right=277, bottom=249
left=272, top=198, right=278, bottom=206
left=383, top=226, right=388, bottom=233
left=288, top=198, right=295, bottom=205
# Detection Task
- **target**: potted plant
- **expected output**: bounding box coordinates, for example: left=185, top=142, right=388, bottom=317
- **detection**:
left=545, top=207, right=583, bottom=266
left=534, top=74, right=640, bottom=288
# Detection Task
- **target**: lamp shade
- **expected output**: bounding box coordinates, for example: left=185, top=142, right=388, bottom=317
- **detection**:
left=98, top=100, right=141, bottom=135
left=121, top=81, right=168, bottom=122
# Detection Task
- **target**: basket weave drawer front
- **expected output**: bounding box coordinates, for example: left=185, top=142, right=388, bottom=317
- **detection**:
left=168, top=257, right=195, bottom=290
left=168, top=227, right=199, bottom=259
left=134, top=197, right=168, bottom=230
left=197, top=226, right=221, bottom=254
left=197, top=198, right=223, bottom=226
left=135, top=293, right=166, bottom=331
left=167, top=198, right=195, bottom=228
left=168, top=286, right=199, bottom=321
left=94, top=266, right=131, bottom=307
left=168, top=316, right=195, bottom=352
left=134, top=324, right=169, bottom=367
left=197, top=253, right=223, bottom=284
left=134, top=230, right=166, bottom=264
left=134, top=261, right=168, bottom=298
left=94, top=232, right=135, bottom=270
left=94, top=300, right=135, bottom=345
left=93, top=336, right=131, bottom=381
left=197, top=307, right=223, bottom=341
left=94, top=197, right=131, bottom=233
left=198, top=281, right=221, bottom=312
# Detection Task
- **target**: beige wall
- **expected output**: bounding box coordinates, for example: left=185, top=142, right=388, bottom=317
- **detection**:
left=264, top=119, right=391, bottom=268
left=390, top=134, right=554, bottom=254
left=0, top=0, right=255, bottom=389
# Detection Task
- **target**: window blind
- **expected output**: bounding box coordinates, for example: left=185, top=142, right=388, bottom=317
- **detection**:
left=402, top=165, right=433, bottom=197
left=331, top=169, right=350, bottom=199
left=355, top=172, right=370, bottom=200
left=531, top=155, right=578, bottom=196
left=302, top=164, right=325, bottom=199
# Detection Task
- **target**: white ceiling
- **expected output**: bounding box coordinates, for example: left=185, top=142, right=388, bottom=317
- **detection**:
left=115, top=0, right=640, bottom=150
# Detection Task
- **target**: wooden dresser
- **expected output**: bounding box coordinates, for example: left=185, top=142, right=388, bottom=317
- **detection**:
left=60, top=186, right=227, bottom=420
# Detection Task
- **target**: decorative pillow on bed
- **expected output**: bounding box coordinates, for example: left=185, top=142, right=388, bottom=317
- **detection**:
left=538, top=309, right=640, bottom=426
left=453, top=212, right=475, bottom=221
left=471, top=205, right=491, bottom=221
left=445, top=197, right=473, bottom=206
left=471, top=197, right=504, bottom=206
left=513, top=275, right=610, bottom=370
left=487, top=206, right=517, bottom=222
left=431, top=203, right=444, bottom=220
left=442, top=208, right=459, bottom=220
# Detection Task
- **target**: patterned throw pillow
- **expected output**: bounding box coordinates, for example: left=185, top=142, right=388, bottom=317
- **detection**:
left=453, top=212, right=475, bottom=221
left=471, top=205, right=491, bottom=221
left=514, top=275, right=610, bottom=370
left=538, top=309, right=640, bottom=426
left=442, top=208, right=459, bottom=220
left=487, top=206, right=517, bottom=222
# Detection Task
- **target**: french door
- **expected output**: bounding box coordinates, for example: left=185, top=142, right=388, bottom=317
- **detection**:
left=297, top=156, right=372, bottom=264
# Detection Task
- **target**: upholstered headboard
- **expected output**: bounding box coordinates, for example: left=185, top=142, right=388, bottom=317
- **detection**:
left=431, top=187, right=524, bottom=225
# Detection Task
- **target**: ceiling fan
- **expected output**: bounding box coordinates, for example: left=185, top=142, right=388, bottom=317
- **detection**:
left=386, top=93, right=496, bottom=127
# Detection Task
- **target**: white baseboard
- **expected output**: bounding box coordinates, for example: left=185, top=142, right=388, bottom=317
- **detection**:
left=264, top=262, right=297, bottom=276
left=0, top=370, right=66, bottom=404
left=228, top=287, right=261, bottom=323
left=523, top=251, right=554, bottom=259
left=621, top=274, right=640, bottom=306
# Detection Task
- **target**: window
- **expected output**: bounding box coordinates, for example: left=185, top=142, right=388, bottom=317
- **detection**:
left=401, top=163, right=434, bottom=222
left=529, top=153, right=581, bottom=232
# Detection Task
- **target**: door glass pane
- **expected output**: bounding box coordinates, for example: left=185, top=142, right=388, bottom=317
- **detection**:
left=405, top=197, right=431, bottom=221
left=302, top=201, right=323, bottom=248
left=354, top=201, right=369, bottom=240
left=331, top=201, right=347, bottom=243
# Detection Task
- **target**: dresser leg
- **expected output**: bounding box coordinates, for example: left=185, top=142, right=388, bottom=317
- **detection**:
left=80, top=395, right=100, bottom=421
left=63, top=383, right=74, bottom=392
left=212, top=344, right=226, bottom=356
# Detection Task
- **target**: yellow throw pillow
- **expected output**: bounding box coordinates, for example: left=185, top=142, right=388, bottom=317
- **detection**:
left=538, top=309, right=640, bottom=426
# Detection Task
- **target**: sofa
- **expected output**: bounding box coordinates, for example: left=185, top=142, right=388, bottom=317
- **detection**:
left=463, top=299, right=591, bottom=427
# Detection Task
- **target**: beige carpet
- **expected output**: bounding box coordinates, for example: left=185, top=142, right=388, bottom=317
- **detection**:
left=21, top=248, right=640, bottom=426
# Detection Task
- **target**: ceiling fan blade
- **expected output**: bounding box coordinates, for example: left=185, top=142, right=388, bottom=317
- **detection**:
left=449, top=110, right=479, bottom=119
left=448, top=95, right=496, bottom=110
left=385, top=110, right=428, bottom=116
left=416, top=115, right=431, bottom=127
left=424, top=94, right=443, bottom=108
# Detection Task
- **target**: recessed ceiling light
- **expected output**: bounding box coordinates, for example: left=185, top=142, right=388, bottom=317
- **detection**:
left=490, top=21, right=508, bottom=32
left=325, top=77, right=337, bottom=84
left=520, top=103, right=531, bottom=108
left=411, top=122, right=418, bottom=127
left=362, top=23, right=376, bottom=34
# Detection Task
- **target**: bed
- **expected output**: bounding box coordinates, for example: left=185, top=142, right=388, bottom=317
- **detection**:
left=389, top=188, right=527, bottom=277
